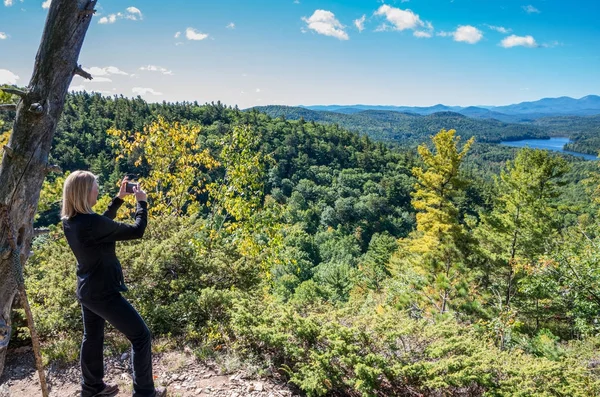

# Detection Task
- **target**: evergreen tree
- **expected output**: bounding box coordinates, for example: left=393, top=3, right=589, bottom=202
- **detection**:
left=396, top=129, right=474, bottom=314
left=477, top=148, right=569, bottom=310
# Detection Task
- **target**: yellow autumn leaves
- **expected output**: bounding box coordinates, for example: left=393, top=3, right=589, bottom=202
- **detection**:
left=108, top=117, right=219, bottom=216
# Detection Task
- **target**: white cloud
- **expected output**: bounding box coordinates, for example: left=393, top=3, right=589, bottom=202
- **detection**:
left=453, top=25, right=483, bottom=44
left=354, top=15, right=366, bottom=32
left=41, top=0, right=51, bottom=9
left=174, top=31, right=181, bottom=38
left=0, top=69, right=19, bottom=85
left=125, top=7, right=142, bottom=20
left=256, top=88, right=261, bottom=93
left=88, top=66, right=129, bottom=76
left=70, top=85, right=86, bottom=92
left=523, top=5, right=540, bottom=13
left=0, top=32, right=7, bottom=40
left=436, top=31, right=451, bottom=37
left=140, top=65, right=173, bottom=75
left=302, top=9, right=349, bottom=40
left=186, top=27, right=209, bottom=41
left=99, top=14, right=119, bottom=24
left=487, top=25, right=511, bottom=34
left=500, top=34, right=537, bottom=48
left=132, top=87, right=163, bottom=96
left=99, top=7, right=142, bottom=24
left=374, top=5, right=427, bottom=31
left=89, top=77, right=112, bottom=83
left=226, top=22, right=235, bottom=29
left=413, top=30, right=432, bottom=38
left=4, top=0, right=13, bottom=6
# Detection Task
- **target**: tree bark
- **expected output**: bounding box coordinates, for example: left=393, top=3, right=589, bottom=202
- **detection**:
left=0, top=0, right=96, bottom=377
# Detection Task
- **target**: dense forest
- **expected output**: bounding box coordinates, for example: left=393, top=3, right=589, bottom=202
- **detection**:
left=3, top=92, right=600, bottom=396
left=252, top=105, right=549, bottom=144
left=253, top=105, right=600, bottom=156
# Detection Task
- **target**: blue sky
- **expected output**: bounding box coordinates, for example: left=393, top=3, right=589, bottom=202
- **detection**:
left=1, top=0, right=598, bottom=108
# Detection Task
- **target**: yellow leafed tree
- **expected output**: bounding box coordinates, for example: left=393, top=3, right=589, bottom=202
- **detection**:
left=108, top=116, right=219, bottom=216
left=394, top=129, right=474, bottom=314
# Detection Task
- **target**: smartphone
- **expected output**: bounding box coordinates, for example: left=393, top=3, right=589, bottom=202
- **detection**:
left=126, top=182, right=138, bottom=193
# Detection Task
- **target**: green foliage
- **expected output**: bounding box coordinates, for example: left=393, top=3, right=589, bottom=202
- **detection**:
left=254, top=105, right=548, bottom=145
left=19, top=94, right=600, bottom=396
left=230, top=298, right=600, bottom=396
left=394, top=129, right=476, bottom=315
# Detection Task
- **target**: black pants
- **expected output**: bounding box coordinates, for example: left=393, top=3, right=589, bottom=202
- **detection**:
left=80, top=293, right=155, bottom=397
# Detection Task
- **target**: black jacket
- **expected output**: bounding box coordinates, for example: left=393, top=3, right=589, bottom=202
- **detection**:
left=63, top=197, right=148, bottom=301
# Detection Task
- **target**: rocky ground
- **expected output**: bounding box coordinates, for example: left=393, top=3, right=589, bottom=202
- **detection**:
left=0, top=347, right=302, bottom=397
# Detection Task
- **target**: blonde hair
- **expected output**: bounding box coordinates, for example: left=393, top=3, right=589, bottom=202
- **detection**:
left=61, top=171, right=97, bottom=219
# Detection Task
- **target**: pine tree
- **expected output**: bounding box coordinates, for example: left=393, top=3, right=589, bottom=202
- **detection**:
left=401, top=129, right=474, bottom=314
left=477, top=148, right=569, bottom=309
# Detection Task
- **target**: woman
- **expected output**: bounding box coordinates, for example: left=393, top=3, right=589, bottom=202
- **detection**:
left=61, top=171, right=166, bottom=397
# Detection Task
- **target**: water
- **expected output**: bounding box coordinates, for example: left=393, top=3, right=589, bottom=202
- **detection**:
left=500, top=137, right=598, bottom=161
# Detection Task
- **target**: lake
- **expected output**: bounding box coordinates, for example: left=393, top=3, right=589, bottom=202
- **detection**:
left=500, top=137, right=598, bottom=161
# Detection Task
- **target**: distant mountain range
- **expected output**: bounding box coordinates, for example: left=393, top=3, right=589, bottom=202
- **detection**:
left=302, top=95, right=600, bottom=122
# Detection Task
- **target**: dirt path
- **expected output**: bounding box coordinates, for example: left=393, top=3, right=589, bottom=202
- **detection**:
left=0, top=347, right=301, bottom=397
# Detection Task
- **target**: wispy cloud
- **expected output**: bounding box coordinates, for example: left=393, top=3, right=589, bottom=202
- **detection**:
left=140, top=65, right=173, bottom=75
left=174, top=31, right=181, bottom=39
left=453, top=25, right=483, bottom=44
left=522, top=5, right=540, bottom=13
left=3, top=0, right=13, bottom=7
left=226, top=22, right=235, bottom=29
left=0, top=32, right=7, bottom=40
left=541, top=40, right=562, bottom=48
left=88, top=66, right=129, bottom=76
left=41, top=0, right=51, bottom=9
left=0, top=69, right=19, bottom=85
left=500, top=34, right=538, bottom=48
left=186, top=27, right=209, bottom=41
left=486, top=25, right=511, bottom=34
left=374, top=5, right=431, bottom=32
left=132, top=87, right=163, bottom=96
left=99, top=7, right=143, bottom=24
left=88, top=77, right=112, bottom=83
left=413, top=30, right=432, bottom=38
left=302, top=9, right=349, bottom=40
left=354, top=15, right=366, bottom=32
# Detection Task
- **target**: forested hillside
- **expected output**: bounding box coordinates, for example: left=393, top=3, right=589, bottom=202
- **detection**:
left=531, top=115, right=600, bottom=155
left=252, top=105, right=550, bottom=144
left=4, top=93, right=600, bottom=396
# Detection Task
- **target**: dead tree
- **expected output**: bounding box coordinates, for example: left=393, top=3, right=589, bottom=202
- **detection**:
left=0, top=0, right=97, bottom=378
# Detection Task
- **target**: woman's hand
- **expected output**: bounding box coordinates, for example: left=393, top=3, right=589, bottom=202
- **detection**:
left=117, top=177, right=132, bottom=200
left=133, top=185, right=147, bottom=202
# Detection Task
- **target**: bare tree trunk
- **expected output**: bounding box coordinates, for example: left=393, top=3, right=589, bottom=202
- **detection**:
left=0, top=0, right=96, bottom=377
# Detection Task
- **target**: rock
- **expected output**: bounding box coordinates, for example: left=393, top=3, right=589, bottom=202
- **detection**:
left=255, top=382, right=264, bottom=391
left=248, top=384, right=255, bottom=392
left=120, top=352, right=130, bottom=361
left=195, top=388, right=203, bottom=394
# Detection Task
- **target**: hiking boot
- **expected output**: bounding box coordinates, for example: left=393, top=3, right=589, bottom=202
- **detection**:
left=154, top=387, right=167, bottom=397
left=92, top=384, right=119, bottom=397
